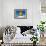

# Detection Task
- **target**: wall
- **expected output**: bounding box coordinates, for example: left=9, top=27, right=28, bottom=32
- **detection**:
left=0, top=0, right=2, bottom=26
left=32, top=0, right=41, bottom=28
left=2, top=0, right=41, bottom=27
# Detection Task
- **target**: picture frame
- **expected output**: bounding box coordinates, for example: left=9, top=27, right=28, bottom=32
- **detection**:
left=14, top=9, right=27, bottom=19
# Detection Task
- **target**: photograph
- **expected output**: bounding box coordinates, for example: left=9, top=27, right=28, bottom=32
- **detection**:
left=14, top=9, right=27, bottom=19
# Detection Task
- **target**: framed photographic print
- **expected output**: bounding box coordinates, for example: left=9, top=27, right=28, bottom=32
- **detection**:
left=14, top=9, right=27, bottom=19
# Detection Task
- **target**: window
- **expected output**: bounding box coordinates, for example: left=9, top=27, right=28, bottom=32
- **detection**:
left=41, top=0, right=46, bottom=13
